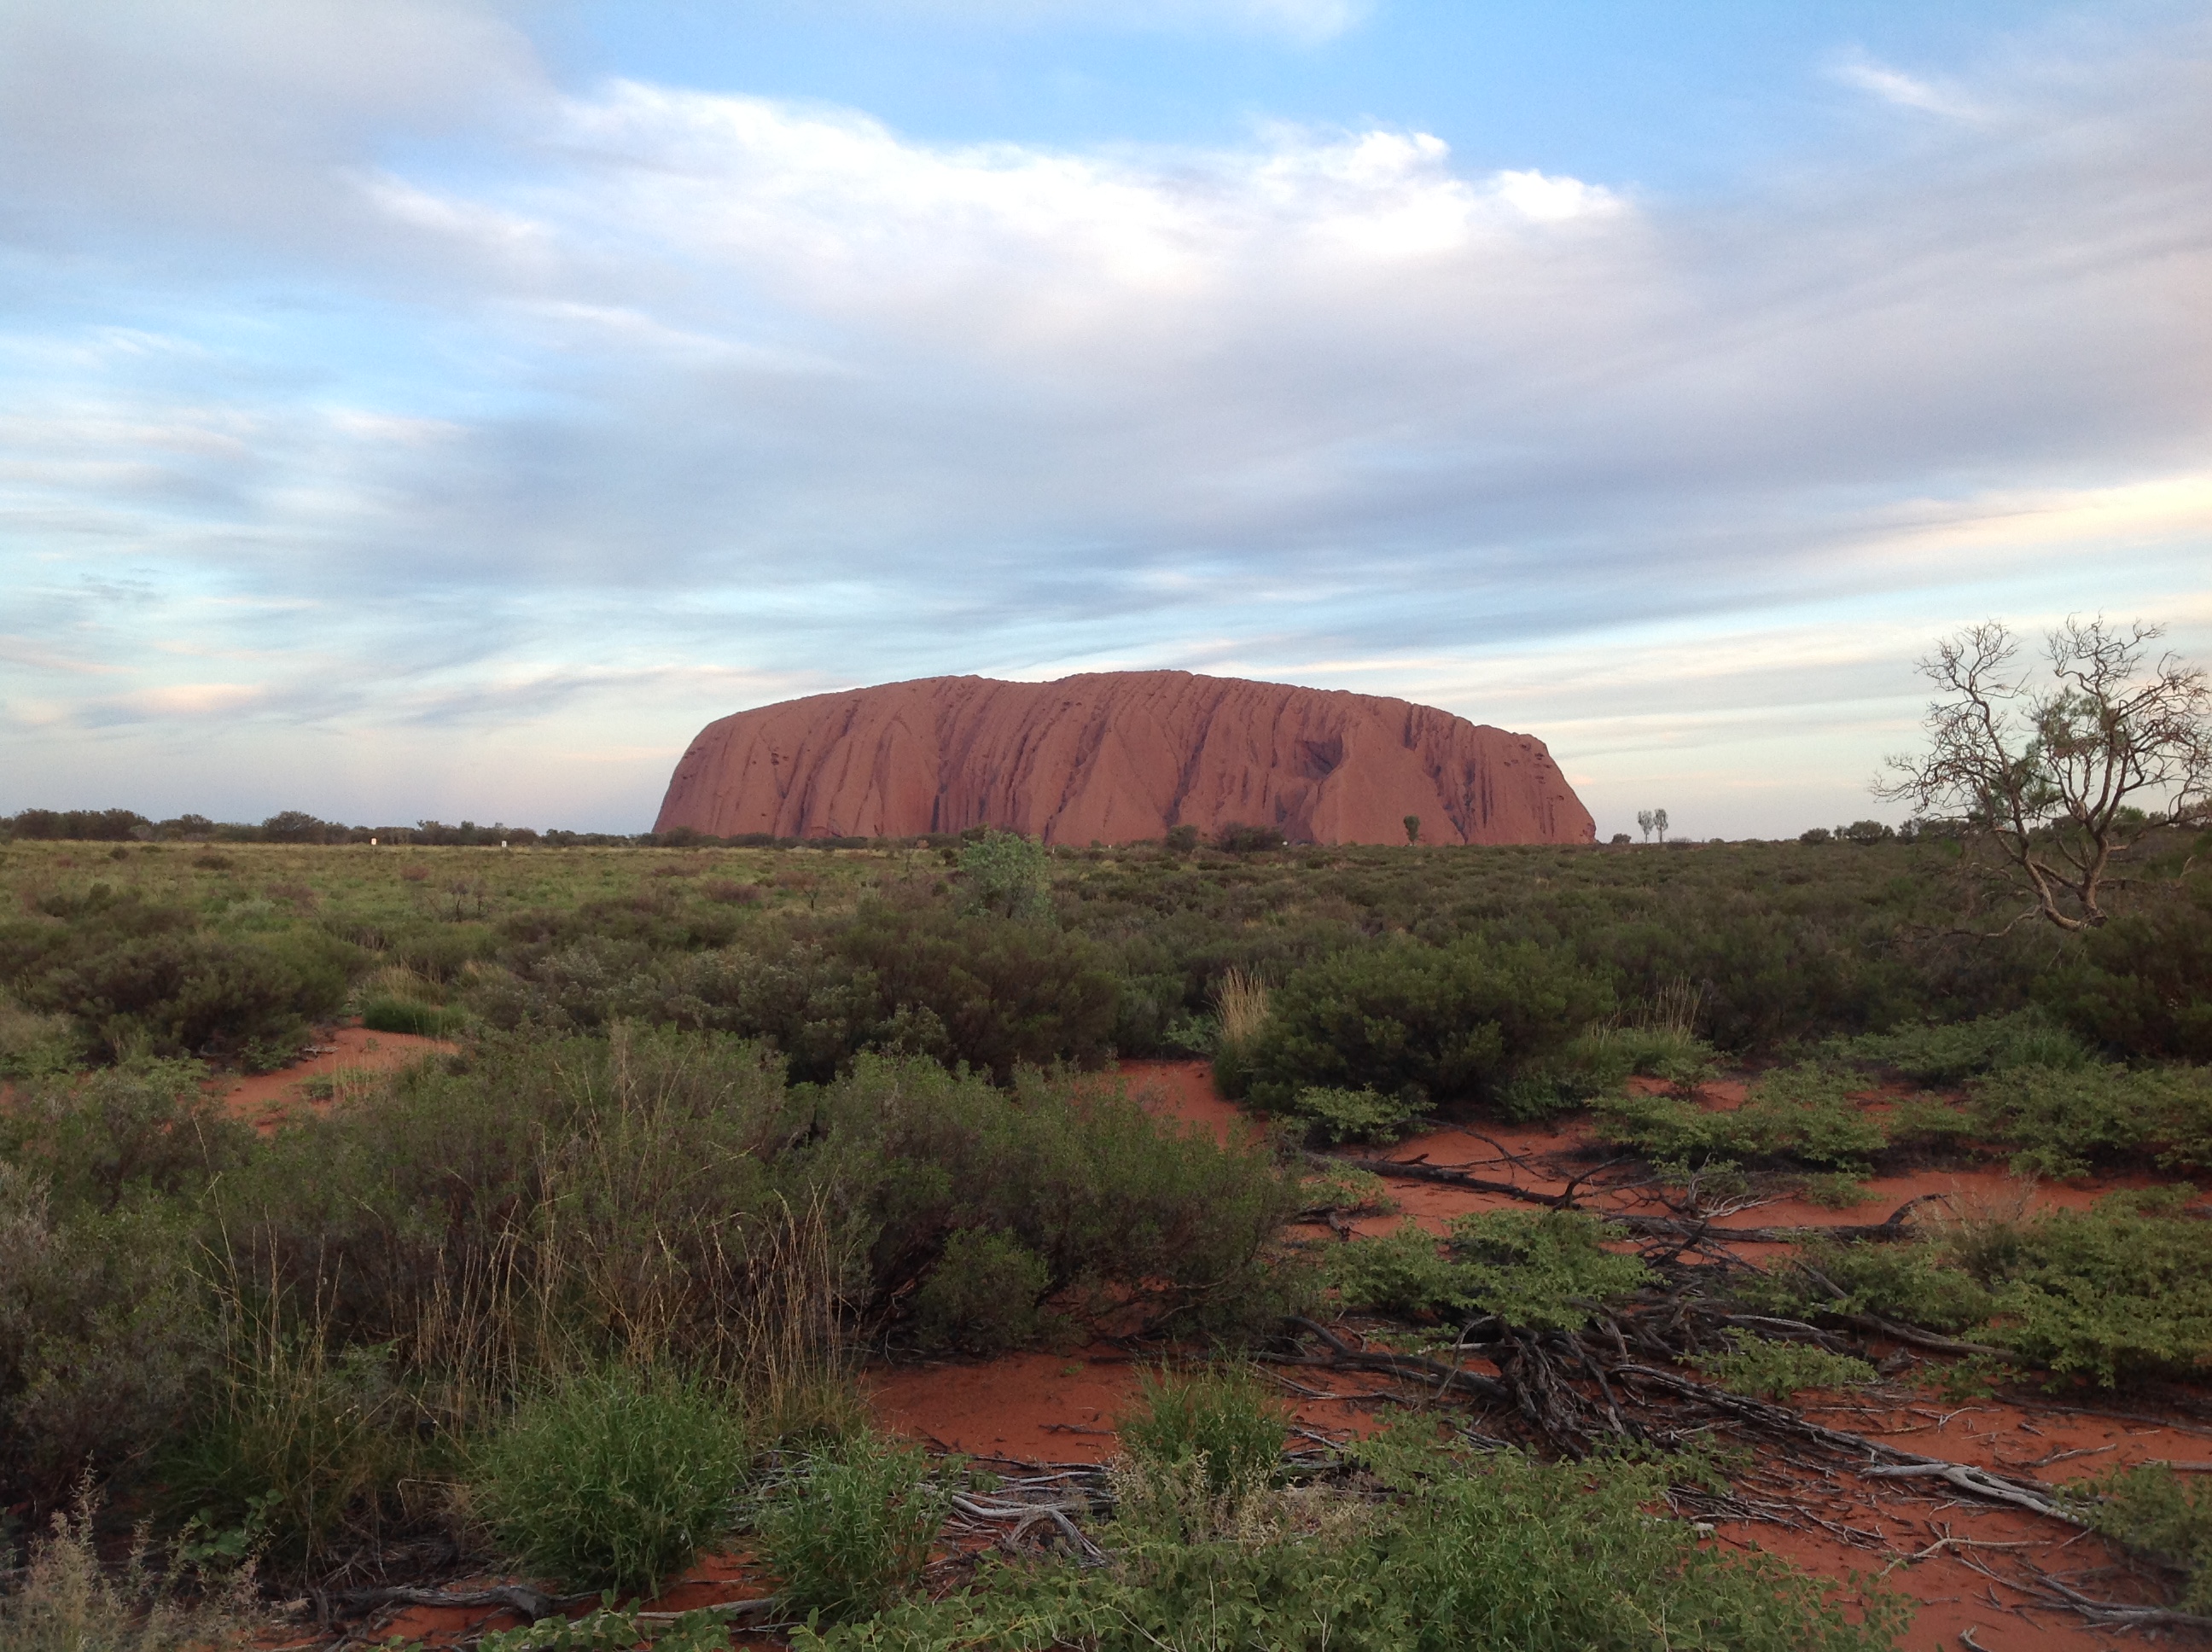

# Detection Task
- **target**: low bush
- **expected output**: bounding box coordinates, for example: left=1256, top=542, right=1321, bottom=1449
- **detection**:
left=1278, top=1084, right=1423, bottom=1144
left=1116, top=1368, right=1288, bottom=1498
left=163, top=1327, right=445, bottom=1574
left=1593, top=1062, right=1887, bottom=1170
left=1698, top=1331, right=1876, bottom=1401
left=1970, top=1062, right=2212, bottom=1178
left=358, top=996, right=463, bottom=1038
left=1324, top=1211, right=1651, bottom=1331
left=0, top=1165, right=213, bottom=1514
left=792, top=1429, right=1907, bottom=1652
left=1230, top=939, right=1612, bottom=1123
left=910, top=1229, right=1051, bottom=1355
left=2064, top=1461, right=2212, bottom=1612
left=471, top=1364, right=752, bottom=1596
left=0, top=903, right=354, bottom=1063
left=758, top=1434, right=950, bottom=1623
left=1836, top=1008, right=2092, bottom=1085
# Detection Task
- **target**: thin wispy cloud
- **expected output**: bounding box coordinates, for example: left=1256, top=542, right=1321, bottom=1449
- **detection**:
left=1831, top=50, right=1989, bottom=120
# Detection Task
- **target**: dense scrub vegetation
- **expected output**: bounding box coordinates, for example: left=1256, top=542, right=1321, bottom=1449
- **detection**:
left=3, top=823, right=2209, bottom=1646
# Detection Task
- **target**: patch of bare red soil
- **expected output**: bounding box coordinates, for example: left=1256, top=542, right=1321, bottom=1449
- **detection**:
left=1112, top=1057, right=1264, bottom=1147
left=215, top=1021, right=453, bottom=1132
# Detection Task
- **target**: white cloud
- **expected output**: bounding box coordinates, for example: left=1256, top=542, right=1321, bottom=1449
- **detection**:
left=2, top=7, right=2209, bottom=829
left=1831, top=50, right=1989, bottom=120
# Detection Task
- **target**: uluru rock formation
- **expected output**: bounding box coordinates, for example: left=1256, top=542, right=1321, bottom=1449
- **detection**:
left=655, top=672, right=1593, bottom=847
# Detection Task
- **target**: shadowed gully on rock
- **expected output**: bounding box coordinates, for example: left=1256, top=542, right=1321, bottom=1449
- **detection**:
left=655, top=671, right=1594, bottom=846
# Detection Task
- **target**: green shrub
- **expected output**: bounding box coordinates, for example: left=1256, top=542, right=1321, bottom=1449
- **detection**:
left=358, top=996, right=463, bottom=1038
left=1236, top=939, right=1612, bottom=1120
left=955, top=832, right=1052, bottom=923
left=0, top=992, right=79, bottom=1078
left=1324, top=1212, right=1650, bottom=1330
left=791, top=1429, right=1907, bottom=1652
left=911, top=1230, right=1051, bottom=1355
left=1971, top=1062, right=2212, bottom=1177
left=0, top=1060, right=253, bottom=1213
left=1594, top=1062, right=1887, bottom=1170
left=1837, top=1008, right=2093, bottom=1084
left=839, top=906, right=1119, bottom=1081
left=0, top=906, right=354, bottom=1063
left=1698, top=1331, right=1876, bottom=1401
left=1116, top=1369, right=1288, bottom=1498
left=759, top=1433, right=949, bottom=1623
left=1279, top=1084, right=1423, bottom=1144
left=0, top=1165, right=213, bottom=1514
left=471, top=1364, right=751, bottom=1596
left=1982, top=1191, right=2212, bottom=1385
left=2064, top=1462, right=2212, bottom=1612
left=1445, top=1209, right=1655, bottom=1331
left=165, top=1329, right=445, bottom=1574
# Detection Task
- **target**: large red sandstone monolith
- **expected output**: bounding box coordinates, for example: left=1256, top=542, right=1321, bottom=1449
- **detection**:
left=654, top=672, right=1593, bottom=846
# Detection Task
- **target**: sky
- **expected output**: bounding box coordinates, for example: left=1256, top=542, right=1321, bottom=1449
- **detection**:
left=3, top=0, right=2209, bottom=840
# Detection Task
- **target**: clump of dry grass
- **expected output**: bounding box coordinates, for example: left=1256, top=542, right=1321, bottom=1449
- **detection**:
left=1214, top=969, right=1272, bottom=1049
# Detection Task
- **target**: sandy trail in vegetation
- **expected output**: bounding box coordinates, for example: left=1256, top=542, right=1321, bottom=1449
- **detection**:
left=213, top=1021, right=452, bottom=1132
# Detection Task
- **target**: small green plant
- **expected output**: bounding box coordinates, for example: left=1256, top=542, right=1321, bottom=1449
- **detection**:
left=911, top=1230, right=1051, bottom=1355
left=1324, top=1211, right=1650, bottom=1329
left=1116, top=1368, right=1288, bottom=1498
left=1699, top=1330, right=1877, bottom=1401
left=471, top=1364, right=751, bottom=1596
left=2064, top=1462, right=2212, bottom=1613
left=757, top=1433, right=950, bottom=1623
left=359, top=996, right=461, bottom=1037
left=1922, top=1353, right=2011, bottom=1403
left=1595, top=1062, right=1887, bottom=1170
left=1797, top=1172, right=1875, bottom=1208
left=1445, top=1208, right=1655, bottom=1331
left=1279, top=1083, right=1423, bottom=1144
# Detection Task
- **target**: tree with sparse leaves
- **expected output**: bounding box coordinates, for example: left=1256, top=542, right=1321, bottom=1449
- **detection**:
left=1877, top=616, right=2210, bottom=931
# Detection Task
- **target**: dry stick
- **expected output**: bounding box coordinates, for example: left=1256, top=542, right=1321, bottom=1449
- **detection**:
left=330, top=1584, right=582, bottom=1624
left=1609, top=1363, right=2090, bottom=1526
left=1278, top=1316, right=1512, bottom=1405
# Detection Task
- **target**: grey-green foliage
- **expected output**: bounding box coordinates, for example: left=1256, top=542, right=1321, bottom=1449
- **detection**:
left=911, top=1229, right=1051, bottom=1355
left=1279, top=1084, right=1423, bottom=1145
left=1970, top=1062, right=2212, bottom=1178
left=1698, top=1331, right=1876, bottom=1402
left=471, top=1364, right=753, bottom=1596
left=1835, top=1007, right=2093, bottom=1084
left=0, top=1487, right=253, bottom=1652
left=1592, top=1062, right=1888, bottom=1169
left=1324, top=1210, right=1652, bottom=1330
left=2064, top=1462, right=2212, bottom=1614
left=758, top=1434, right=951, bottom=1623
left=957, top=830, right=1053, bottom=922
left=1117, top=1368, right=1288, bottom=1499
left=1757, top=1188, right=2212, bottom=1387
left=790, top=1429, right=1908, bottom=1652
left=0, top=1166, right=218, bottom=1514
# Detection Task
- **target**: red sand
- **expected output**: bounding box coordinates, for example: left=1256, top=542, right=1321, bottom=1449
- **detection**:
left=215, top=1021, right=452, bottom=1131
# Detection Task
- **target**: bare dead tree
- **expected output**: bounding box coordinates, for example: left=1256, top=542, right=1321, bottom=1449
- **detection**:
left=1877, top=617, right=2210, bottom=930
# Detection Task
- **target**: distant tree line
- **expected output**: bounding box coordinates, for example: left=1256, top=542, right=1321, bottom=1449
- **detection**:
left=0, top=807, right=590, bottom=847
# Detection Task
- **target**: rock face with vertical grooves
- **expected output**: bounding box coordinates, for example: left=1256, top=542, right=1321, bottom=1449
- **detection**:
left=654, top=672, right=1593, bottom=846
